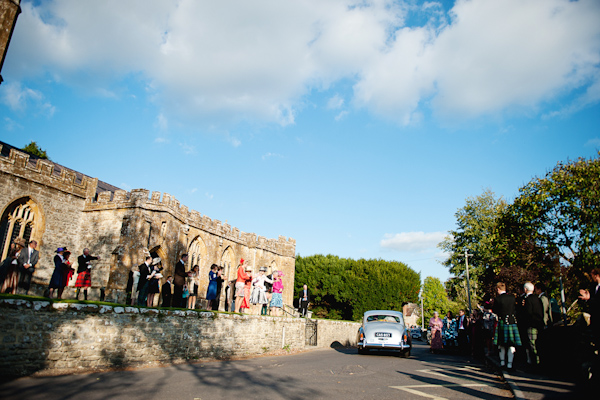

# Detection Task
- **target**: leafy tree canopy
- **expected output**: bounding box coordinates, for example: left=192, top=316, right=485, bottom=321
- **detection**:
left=21, top=141, right=49, bottom=160
left=294, top=254, right=420, bottom=321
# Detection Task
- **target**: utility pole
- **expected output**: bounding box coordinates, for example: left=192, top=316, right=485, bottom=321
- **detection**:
left=420, top=294, right=424, bottom=329
left=464, top=250, right=473, bottom=314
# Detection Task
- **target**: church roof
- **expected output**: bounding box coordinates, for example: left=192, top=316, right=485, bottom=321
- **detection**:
left=0, top=140, right=121, bottom=195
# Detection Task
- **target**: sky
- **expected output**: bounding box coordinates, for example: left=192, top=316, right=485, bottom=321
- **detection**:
left=1, top=0, right=599, bottom=283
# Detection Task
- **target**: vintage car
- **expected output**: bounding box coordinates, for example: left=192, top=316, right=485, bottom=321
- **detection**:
left=357, top=310, right=411, bottom=357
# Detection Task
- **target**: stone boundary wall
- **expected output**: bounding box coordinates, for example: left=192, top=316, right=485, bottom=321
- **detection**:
left=0, top=299, right=360, bottom=378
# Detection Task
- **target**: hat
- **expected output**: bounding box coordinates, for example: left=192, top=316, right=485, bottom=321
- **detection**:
left=14, top=238, right=26, bottom=247
left=152, top=257, right=162, bottom=265
left=56, top=247, right=65, bottom=253
left=259, top=267, right=267, bottom=272
left=277, top=271, right=284, bottom=277
left=240, top=258, right=245, bottom=264
left=245, top=265, right=252, bottom=272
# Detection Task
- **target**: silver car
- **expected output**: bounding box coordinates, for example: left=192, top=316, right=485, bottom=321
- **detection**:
left=357, top=310, right=412, bottom=357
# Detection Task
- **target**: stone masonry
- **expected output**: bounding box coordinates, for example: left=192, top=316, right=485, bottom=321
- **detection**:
left=0, top=299, right=360, bottom=378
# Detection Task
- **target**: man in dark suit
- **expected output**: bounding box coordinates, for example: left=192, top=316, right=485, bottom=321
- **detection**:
left=298, top=284, right=310, bottom=317
left=173, top=254, right=188, bottom=308
left=17, top=240, right=39, bottom=295
left=493, top=282, right=522, bottom=370
left=579, top=269, right=600, bottom=340
left=457, top=309, right=470, bottom=354
left=137, top=256, right=153, bottom=306
left=523, top=282, right=544, bottom=367
left=161, top=275, right=173, bottom=307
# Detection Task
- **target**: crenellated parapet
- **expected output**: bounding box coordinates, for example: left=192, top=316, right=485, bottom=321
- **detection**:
left=84, top=187, right=296, bottom=257
left=0, top=144, right=98, bottom=199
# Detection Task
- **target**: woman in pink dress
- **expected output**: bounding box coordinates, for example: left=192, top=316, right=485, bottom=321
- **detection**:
left=429, top=311, right=444, bottom=353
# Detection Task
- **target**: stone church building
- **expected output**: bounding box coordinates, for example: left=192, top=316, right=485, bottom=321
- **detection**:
left=0, top=140, right=297, bottom=308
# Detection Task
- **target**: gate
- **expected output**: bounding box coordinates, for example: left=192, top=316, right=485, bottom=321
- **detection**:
left=305, top=319, right=318, bottom=346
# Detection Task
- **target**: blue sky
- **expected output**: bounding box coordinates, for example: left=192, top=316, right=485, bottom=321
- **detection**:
left=2, top=0, right=599, bottom=283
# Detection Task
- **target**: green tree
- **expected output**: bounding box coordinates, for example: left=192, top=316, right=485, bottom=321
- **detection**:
left=21, top=141, right=49, bottom=160
left=421, top=276, right=450, bottom=322
left=505, top=153, right=600, bottom=298
left=294, top=254, right=420, bottom=320
left=438, top=189, right=507, bottom=305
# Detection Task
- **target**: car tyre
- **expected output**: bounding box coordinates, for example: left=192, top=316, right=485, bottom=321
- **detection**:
left=358, top=347, right=369, bottom=355
left=399, top=349, right=411, bottom=358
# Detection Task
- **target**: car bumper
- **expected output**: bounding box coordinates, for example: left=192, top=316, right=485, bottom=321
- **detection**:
left=358, top=341, right=411, bottom=350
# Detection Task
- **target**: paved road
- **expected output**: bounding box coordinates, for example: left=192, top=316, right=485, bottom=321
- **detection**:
left=1, top=341, right=512, bottom=400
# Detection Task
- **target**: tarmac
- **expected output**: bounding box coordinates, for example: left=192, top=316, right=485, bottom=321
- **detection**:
left=485, top=353, right=588, bottom=399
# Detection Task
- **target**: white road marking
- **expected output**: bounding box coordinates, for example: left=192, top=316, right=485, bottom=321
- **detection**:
left=390, top=383, right=488, bottom=399
left=393, top=366, right=508, bottom=399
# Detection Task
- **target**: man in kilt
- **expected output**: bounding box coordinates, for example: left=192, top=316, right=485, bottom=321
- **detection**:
left=522, top=281, right=544, bottom=368
left=75, top=248, right=100, bottom=300
left=493, top=282, right=521, bottom=370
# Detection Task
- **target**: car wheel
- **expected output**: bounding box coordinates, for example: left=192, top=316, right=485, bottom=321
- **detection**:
left=399, top=349, right=411, bottom=358
left=358, top=347, right=369, bottom=355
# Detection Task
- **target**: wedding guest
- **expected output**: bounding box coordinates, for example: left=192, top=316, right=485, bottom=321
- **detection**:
left=161, top=275, right=173, bottom=307
left=234, top=259, right=250, bottom=313
left=147, top=260, right=163, bottom=307
left=240, top=265, right=253, bottom=313
left=137, top=256, right=152, bottom=306
left=493, top=282, right=522, bottom=370
left=429, top=311, right=444, bottom=353
left=251, top=267, right=273, bottom=315
left=187, top=264, right=200, bottom=309
left=270, top=271, right=284, bottom=316
left=1, top=238, right=26, bottom=294
left=17, top=240, right=38, bottom=295
left=75, top=248, right=100, bottom=301
left=173, top=254, right=188, bottom=308
left=126, top=264, right=140, bottom=306
left=206, top=264, right=219, bottom=310
left=213, top=266, right=225, bottom=310
left=48, top=247, right=73, bottom=299
left=442, top=311, right=457, bottom=349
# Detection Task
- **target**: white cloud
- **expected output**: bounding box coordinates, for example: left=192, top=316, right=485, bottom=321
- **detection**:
left=586, top=138, right=600, bottom=147
left=3, top=117, right=23, bottom=131
left=327, top=94, right=345, bottom=110
left=5, top=0, right=599, bottom=127
left=0, top=82, right=55, bottom=117
left=334, top=110, right=349, bottom=121
left=262, top=152, right=284, bottom=160
left=155, top=113, right=168, bottom=131
left=380, top=231, right=447, bottom=252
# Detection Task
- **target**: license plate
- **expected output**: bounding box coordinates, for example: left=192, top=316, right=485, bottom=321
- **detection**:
left=375, top=332, right=391, bottom=338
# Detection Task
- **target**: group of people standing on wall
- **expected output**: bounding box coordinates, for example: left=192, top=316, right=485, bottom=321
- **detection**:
left=127, top=254, right=225, bottom=310
left=429, top=280, right=555, bottom=371
left=230, top=258, right=285, bottom=316
left=0, top=238, right=39, bottom=295
left=0, top=238, right=101, bottom=301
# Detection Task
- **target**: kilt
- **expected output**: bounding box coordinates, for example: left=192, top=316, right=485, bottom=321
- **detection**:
left=75, top=270, right=91, bottom=288
left=494, top=321, right=521, bottom=347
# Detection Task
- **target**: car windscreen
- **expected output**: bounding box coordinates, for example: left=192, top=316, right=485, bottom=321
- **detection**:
left=366, top=315, right=401, bottom=323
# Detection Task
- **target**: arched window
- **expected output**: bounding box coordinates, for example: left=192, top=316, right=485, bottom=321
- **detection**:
left=0, top=197, right=38, bottom=259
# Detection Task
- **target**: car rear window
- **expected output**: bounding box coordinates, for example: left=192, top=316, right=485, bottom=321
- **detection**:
left=367, top=315, right=400, bottom=323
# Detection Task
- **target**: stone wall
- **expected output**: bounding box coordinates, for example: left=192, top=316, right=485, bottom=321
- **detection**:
left=0, top=299, right=360, bottom=378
